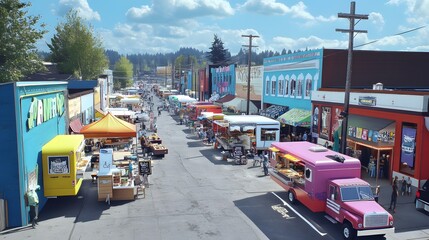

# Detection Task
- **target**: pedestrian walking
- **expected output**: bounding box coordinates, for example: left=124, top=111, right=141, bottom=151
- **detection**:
left=388, top=176, right=399, bottom=213
left=401, top=176, right=406, bottom=196
left=406, top=176, right=412, bottom=196
left=263, top=151, right=269, bottom=176
left=25, top=186, right=40, bottom=228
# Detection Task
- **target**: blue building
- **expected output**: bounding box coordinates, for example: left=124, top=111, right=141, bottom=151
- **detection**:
left=263, top=49, right=323, bottom=137
left=210, top=64, right=236, bottom=97
left=0, top=81, right=68, bottom=228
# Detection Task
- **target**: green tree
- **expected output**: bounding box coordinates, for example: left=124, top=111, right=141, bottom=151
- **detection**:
left=47, top=10, right=108, bottom=80
left=0, top=0, right=47, bottom=83
left=113, top=56, right=133, bottom=90
left=206, top=34, right=229, bottom=65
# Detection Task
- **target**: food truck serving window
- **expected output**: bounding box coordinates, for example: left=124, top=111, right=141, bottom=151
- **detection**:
left=261, top=128, right=278, bottom=141
left=48, top=156, right=70, bottom=174
left=340, top=186, right=374, bottom=201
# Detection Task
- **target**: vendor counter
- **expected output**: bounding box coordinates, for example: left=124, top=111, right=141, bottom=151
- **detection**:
left=274, top=168, right=305, bottom=185
left=97, top=169, right=138, bottom=202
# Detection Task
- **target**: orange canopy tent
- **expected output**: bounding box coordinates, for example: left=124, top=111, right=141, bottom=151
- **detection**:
left=79, top=112, right=136, bottom=138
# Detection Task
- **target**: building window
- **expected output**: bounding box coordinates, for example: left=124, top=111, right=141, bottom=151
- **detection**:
left=297, top=79, right=303, bottom=98
left=265, top=76, right=270, bottom=95
left=278, top=76, right=284, bottom=96
left=271, top=76, right=276, bottom=96
left=305, top=77, right=312, bottom=98
left=290, top=79, right=296, bottom=97
left=285, top=78, right=289, bottom=97
left=399, top=122, right=416, bottom=176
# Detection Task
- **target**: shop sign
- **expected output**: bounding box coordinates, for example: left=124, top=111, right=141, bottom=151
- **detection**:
left=358, top=96, right=376, bottom=106
left=138, top=160, right=152, bottom=175
left=27, top=93, right=65, bottom=130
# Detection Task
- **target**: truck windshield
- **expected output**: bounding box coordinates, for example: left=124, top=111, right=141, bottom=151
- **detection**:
left=340, top=186, right=374, bottom=201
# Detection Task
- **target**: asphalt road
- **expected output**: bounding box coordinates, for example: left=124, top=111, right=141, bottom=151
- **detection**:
left=1, top=92, right=428, bottom=240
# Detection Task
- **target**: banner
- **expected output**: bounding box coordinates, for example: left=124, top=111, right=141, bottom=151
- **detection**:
left=400, top=125, right=416, bottom=167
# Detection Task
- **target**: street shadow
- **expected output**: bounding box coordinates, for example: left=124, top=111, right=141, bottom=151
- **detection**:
left=199, top=148, right=235, bottom=166
left=187, top=141, right=206, bottom=148
left=38, top=179, right=130, bottom=224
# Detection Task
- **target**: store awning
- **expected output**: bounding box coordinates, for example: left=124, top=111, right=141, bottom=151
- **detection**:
left=223, top=97, right=258, bottom=114
left=69, top=118, right=83, bottom=133
left=260, top=105, right=289, bottom=119
left=348, top=114, right=394, bottom=132
left=277, top=108, right=311, bottom=127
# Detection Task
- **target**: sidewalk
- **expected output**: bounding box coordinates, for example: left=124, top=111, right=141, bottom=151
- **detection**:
left=362, top=171, right=429, bottom=240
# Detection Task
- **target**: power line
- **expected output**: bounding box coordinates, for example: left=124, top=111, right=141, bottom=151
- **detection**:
left=354, top=25, right=426, bottom=49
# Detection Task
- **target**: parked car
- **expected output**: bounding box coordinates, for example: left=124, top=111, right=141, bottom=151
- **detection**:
left=416, top=178, right=429, bottom=212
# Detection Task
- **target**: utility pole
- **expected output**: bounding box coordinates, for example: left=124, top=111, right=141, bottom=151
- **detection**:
left=242, top=34, right=259, bottom=115
left=336, top=1, right=367, bottom=155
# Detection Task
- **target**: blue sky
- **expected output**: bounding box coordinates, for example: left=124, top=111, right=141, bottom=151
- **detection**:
left=26, top=0, right=429, bottom=55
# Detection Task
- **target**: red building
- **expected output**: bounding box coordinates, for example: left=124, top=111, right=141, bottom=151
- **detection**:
left=312, top=89, right=429, bottom=189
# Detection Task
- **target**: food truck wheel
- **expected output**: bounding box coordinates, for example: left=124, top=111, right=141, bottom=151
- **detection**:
left=342, top=222, right=356, bottom=240
left=288, top=190, right=296, bottom=204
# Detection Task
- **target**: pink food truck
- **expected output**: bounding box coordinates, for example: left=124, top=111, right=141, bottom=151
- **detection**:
left=268, top=141, right=394, bottom=240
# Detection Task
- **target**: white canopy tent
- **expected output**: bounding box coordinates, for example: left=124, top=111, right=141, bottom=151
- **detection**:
left=223, top=97, right=258, bottom=114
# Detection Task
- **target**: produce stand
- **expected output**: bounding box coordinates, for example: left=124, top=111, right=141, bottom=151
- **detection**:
left=140, top=133, right=168, bottom=158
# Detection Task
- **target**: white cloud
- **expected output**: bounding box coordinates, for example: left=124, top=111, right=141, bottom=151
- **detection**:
left=241, top=0, right=336, bottom=23
left=57, top=0, right=100, bottom=21
left=240, top=0, right=290, bottom=15
left=271, top=35, right=346, bottom=51
left=126, top=0, right=234, bottom=25
left=369, top=12, right=385, bottom=30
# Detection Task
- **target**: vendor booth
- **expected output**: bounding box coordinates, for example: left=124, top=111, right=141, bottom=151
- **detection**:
left=42, top=135, right=87, bottom=197
left=213, top=115, right=280, bottom=153
left=79, top=112, right=141, bottom=202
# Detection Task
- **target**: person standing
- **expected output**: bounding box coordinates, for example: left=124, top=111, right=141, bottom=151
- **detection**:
left=388, top=176, right=399, bottom=213
left=302, top=132, right=308, bottom=141
left=26, top=186, right=40, bottom=228
left=406, top=176, right=412, bottom=196
left=401, top=176, right=407, bottom=196
left=263, top=151, right=269, bottom=176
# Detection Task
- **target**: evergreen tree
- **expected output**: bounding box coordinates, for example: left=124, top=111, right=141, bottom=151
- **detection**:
left=206, top=34, right=229, bottom=65
left=47, top=10, right=108, bottom=80
left=0, top=0, right=47, bottom=83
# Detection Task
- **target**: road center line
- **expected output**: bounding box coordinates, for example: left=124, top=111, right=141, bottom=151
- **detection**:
left=271, top=192, right=327, bottom=237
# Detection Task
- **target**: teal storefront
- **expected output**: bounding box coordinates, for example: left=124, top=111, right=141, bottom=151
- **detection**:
left=0, top=81, right=68, bottom=228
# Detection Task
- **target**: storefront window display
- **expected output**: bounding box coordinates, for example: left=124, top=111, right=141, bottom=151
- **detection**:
left=400, top=123, right=416, bottom=176
left=320, top=106, right=331, bottom=139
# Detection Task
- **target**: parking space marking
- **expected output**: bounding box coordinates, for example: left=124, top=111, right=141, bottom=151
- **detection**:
left=271, top=192, right=327, bottom=237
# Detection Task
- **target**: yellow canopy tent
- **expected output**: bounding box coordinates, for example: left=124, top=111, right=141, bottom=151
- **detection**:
left=80, top=112, right=136, bottom=138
